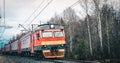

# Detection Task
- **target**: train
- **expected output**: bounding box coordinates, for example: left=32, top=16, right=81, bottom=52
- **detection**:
left=0, top=24, right=66, bottom=58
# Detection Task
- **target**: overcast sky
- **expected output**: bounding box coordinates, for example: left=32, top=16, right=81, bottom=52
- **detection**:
left=0, top=0, right=81, bottom=43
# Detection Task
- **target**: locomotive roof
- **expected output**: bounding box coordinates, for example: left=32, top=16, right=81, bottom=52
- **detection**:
left=35, top=24, right=64, bottom=30
left=8, top=24, right=64, bottom=43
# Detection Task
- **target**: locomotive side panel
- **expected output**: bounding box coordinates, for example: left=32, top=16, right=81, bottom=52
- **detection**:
left=33, top=30, right=42, bottom=51
left=4, top=45, right=6, bottom=53
left=18, top=40, right=21, bottom=53
left=11, top=40, right=18, bottom=52
left=5, top=44, right=10, bottom=52
left=21, top=35, right=30, bottom=51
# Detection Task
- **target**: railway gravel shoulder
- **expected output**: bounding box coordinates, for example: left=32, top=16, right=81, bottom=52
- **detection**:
left=0, top=54, right=101, bottom=63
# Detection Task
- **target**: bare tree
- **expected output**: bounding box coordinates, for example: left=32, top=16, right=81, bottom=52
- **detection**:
left=104, top=4, right=111, bottom=58
left=79, top=0, right=93, bottom=57
left=92, top=0, right=104, bottom=58
left=63, top=7, right=78, bottom=52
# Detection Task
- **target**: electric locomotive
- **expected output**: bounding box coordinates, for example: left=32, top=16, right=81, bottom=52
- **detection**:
left=32, top=24, right=66, bottom=58
left=1, top=24, right=66, bottom=59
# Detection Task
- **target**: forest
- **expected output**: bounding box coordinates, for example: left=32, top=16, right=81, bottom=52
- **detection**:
left=47, top=0, right=120, bottom=60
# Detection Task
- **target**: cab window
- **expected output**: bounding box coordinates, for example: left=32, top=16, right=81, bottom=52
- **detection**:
left=54, top=31, right=64, bottom=37
left=42, top=32, right=52, bottom=38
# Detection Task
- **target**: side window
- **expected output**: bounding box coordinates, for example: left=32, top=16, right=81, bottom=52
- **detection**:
left=36, top=32, right=40, bottom=39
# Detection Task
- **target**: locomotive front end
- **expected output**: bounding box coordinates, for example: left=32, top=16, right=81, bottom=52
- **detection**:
left=40, top=24, right=66, bottom=58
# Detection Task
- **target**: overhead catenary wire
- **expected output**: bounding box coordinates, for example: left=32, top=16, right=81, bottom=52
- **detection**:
left=69, top=0, right=85, bottom=17
left=27, top=0, right=53, bottom=27
left=70, top=0, right=94, bottom=18
left=23, top=0, right=45, bottom=24
left=13, top=0, right=46, bottom=35
left=8, top=0, right=79, bottom=40
left=16, top=0, right=53, bottom=33
left=26, top=0, right=79, bottom=27
left=70, top=0, right=80, bottom=8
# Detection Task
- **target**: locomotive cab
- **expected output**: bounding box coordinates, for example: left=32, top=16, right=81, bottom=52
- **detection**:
left=35, top=24, right=66, bottom=58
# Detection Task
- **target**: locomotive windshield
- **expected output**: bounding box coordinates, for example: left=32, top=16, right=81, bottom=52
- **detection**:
left=54, top=31, right=64, bottom=37
left=42, top=32, right=52, bottom=38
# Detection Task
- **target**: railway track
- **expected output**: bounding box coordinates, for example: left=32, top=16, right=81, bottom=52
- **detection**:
left=0, top=54, right=100, bottom=63
left=44, top=59, right=100, bottom=63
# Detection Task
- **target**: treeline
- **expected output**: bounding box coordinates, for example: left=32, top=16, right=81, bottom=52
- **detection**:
left=47, top=0, right=120, bottom=60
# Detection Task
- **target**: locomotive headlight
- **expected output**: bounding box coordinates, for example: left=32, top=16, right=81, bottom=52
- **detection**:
left=61, top=44, right=64, bottom=46
left=43, top=45, right=46, bottom=48
left=50, top=25, right=54, bottom=29
left=44, top=45, right=46, bottom=47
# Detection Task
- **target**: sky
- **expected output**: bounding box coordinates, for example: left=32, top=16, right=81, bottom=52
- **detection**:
left=0, top=0, right=81, bottom=44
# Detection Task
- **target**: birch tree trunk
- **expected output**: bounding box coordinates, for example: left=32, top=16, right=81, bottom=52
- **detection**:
left=93, top=0, right=103, bottom=58
left=80, top=0, right=93, bottom=57
left=86, top=15, right=93, bottom=56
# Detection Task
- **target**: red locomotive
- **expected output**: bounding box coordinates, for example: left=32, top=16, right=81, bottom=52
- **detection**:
left=1, top=24, right=66, bottom=58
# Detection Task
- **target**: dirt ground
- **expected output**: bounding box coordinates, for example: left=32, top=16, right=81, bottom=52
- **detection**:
left=0, top=54, right=52, bottom=63
left=0, top=55, right=17, bottom=63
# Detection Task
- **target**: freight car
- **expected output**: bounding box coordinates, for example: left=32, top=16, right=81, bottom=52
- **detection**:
left=1, top=24, right=66, bottom=58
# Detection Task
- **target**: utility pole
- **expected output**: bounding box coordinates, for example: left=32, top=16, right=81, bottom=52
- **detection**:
left=0, top=0, right=12, bottom=50
left=0, top=0, right=12, bottom=29
left=0, top=0, right=12, bottom=39
left=0, top=8, right=1, bottom=28
left=3, top=0, right=5, bottom=25
left=0, top=8, right=1, bottom=19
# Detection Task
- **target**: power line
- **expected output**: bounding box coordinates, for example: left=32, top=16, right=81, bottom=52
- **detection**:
left=70, top=0, right=80, bottom=8
left=69, top=0, right=85, bottom=17
left=13, top=0, right=46, bottom=35
left=23, top=0, right=45, bottom=24
left=27, top=0, right=53, bottom=27
left=14, top=0, right=50, bottom=33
